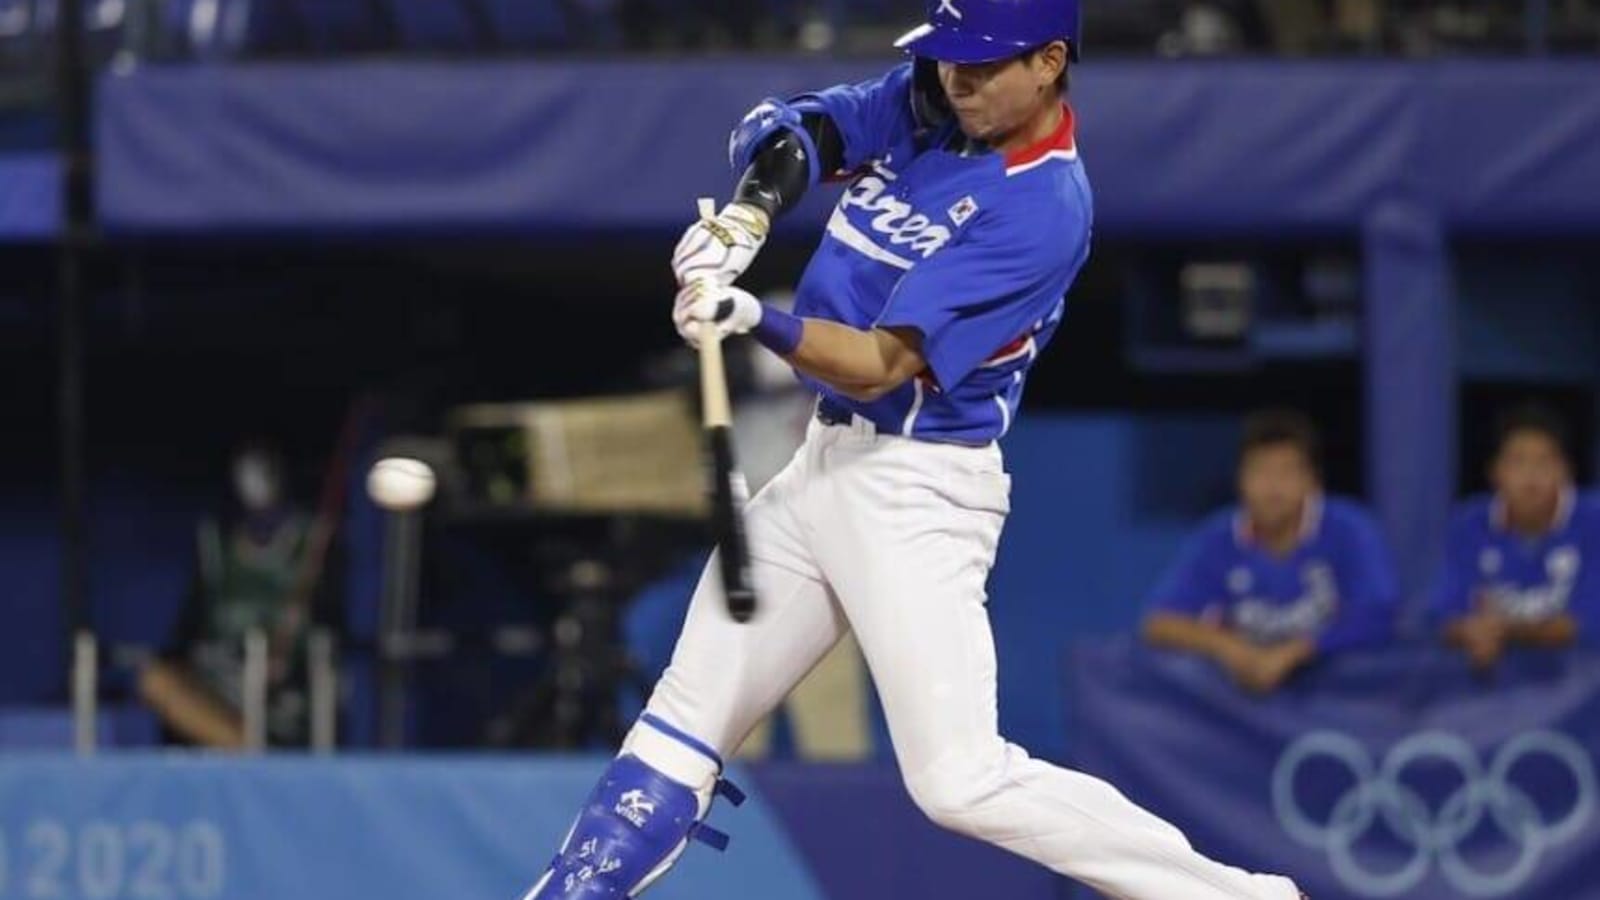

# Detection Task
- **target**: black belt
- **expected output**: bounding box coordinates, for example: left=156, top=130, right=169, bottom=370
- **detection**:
left=815, top=397, right=856, bottom=427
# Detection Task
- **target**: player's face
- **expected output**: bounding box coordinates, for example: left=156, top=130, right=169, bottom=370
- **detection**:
left=1238, top=444, right=1317, bottom=535
left=937, top=47, right=1062, bottom=143
left=1492, top=430, right=1570, bottom=520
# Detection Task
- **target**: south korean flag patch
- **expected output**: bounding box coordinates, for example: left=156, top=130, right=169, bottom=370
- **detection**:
left=948, top=195, right=979, bottom=227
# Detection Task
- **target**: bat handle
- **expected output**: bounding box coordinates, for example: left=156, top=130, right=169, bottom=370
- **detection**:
left=698, top=325, right=732, bottom=429
left=694, top=196, right=732, bottom=429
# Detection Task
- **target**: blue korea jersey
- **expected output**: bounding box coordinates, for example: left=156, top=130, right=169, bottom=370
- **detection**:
left=789, top=64, right=1093, bottom=445
left=1428, top=490, right=1600, bottom=639
left=1146, top=496, right=1400, bottom=652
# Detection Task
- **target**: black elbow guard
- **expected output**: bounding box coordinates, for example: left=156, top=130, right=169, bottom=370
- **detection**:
left=734, top=112, right=845, bottom=221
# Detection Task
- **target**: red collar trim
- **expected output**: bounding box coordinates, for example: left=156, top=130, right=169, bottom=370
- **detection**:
left=1003, top=104, right=1077, bottom=170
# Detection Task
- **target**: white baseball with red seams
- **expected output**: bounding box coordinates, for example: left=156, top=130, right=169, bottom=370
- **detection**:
left=365, top=457, right=436, bottom=512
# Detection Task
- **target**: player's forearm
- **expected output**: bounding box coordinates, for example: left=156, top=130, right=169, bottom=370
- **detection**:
left=1275, top=636, right=1318, bottom=668
left=782, top=319, right=925, bottom=402
left=1141, top=613, right=1255, bottom=666
left=1504, top=613, right=1579, bottom=648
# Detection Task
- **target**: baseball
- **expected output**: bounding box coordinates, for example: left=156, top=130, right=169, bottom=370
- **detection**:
left=366, top=457, right=437, bottom=512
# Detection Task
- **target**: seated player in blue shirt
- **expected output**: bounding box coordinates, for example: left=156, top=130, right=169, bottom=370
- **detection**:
left=1142, top=410, right=1400, bottom=693
left=1432, top=405, right=1600, bottom=668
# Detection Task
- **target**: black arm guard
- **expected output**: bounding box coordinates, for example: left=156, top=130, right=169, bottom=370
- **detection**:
left=733, top=113, right=845, bottom=221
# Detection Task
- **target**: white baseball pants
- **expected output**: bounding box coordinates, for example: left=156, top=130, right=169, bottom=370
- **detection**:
left=628, top=415, right=1301, bottom=900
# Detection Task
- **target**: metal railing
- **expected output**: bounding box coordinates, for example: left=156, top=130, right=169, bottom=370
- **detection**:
left=70, top=627, right=344, bottom=755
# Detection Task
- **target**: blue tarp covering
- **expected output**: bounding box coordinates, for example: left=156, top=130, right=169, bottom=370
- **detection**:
left=1071, top=642, right=1600, bottom=900
left=96, top=59, right=1600, bottom=237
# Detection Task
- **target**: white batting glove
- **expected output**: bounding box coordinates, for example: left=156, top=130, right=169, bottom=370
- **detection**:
left=673, top=281, right=763, bottom=349
left=671, top=202, right=770, bottom=287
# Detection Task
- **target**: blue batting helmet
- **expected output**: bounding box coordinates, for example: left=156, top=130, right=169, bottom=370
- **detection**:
left=894, top=0, right=1081, bottom=64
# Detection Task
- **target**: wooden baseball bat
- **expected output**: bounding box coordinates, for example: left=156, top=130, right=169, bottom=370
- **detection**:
left=696, top=197, right=757, bottom=623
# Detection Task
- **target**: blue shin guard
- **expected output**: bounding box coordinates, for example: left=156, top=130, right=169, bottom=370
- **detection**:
left=521, top=727, right=744, bottom=898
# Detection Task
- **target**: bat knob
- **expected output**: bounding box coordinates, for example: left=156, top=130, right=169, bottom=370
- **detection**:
left=727, top=589, right=757, bottom=624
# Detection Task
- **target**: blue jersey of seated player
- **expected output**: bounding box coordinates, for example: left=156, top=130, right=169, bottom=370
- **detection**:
left=1429, top=489, right=1600, bottom=639
left=1147, top=496, right=1400, bottom=652
left=788, top=63, right=1092, bottom=445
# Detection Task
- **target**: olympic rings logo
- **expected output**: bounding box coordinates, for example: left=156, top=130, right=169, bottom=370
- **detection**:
left=1273, top=730, right=1596, bottom=897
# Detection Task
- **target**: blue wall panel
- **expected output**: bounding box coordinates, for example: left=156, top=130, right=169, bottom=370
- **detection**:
left=0, top=153, right=59, bottom=241
left=0, top=755, right=1037, bottom=900
left=990, top=415, right=1234, bottom=759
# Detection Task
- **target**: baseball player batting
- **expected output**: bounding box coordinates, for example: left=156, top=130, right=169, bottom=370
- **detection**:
left=521, top=2, right=1307, bottom=897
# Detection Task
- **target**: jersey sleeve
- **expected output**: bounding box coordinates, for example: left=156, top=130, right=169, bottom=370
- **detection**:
left=1146, top=522, right=1229, bottom=618
left=1316, top=507, right=1400, bottom=654
left=1427, top=506, right=1480, bottom=628
left=875, top=194, right=1087, bottom=391
left=791, top=64, right=915, bottom=174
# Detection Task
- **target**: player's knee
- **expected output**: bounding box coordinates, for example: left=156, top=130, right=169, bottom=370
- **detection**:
left=902, top=747, right=1005, bottom=837
left=905, top=774, right=981, bottom=834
